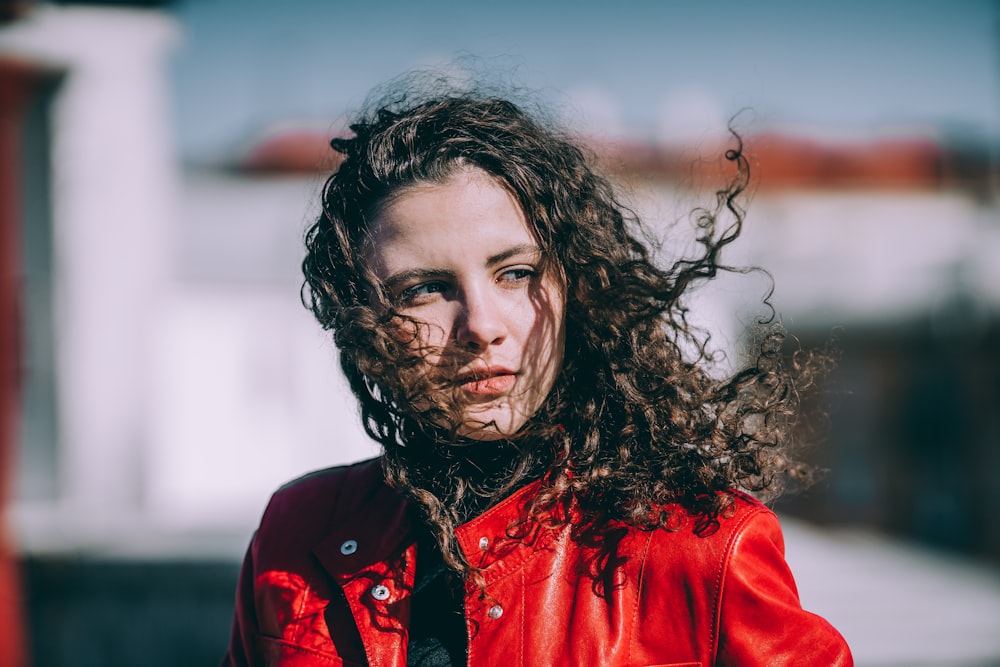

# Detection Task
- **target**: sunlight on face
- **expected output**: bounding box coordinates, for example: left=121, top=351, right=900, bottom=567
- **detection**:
left=366, top=168, right=566, bottom=440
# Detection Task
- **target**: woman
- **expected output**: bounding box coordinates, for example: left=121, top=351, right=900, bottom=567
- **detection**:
left=223, top=89, right=853, bottom=666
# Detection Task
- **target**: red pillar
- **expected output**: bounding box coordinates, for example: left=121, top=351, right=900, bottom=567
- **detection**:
left=0, top=55, right=55, bottom=667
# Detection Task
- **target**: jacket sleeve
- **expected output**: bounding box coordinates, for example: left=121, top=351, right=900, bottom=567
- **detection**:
left=714, top=510, right=853, bottom=666
left=221, top=535, right=260, bottom=667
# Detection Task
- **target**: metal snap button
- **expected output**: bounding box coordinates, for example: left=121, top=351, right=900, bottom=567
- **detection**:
left=487, top=604, right=503, bottom=619
left=371, top=584, right=391, bottom=601
left=478, top=536, right=489, bottom=550
left=340, top=539, right=358, bottom=555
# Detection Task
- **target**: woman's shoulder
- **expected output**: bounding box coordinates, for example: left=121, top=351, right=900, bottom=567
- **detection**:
left=271, top=456, right=385, bottom=504
left=634, top=491, right=788, bottom=622
left=257, top=457, right=389, bottom=538
left=643, top=490, right=781, bottom=567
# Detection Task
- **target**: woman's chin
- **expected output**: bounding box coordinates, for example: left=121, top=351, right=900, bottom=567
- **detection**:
left=456, top=408, right=529, bottom=441
left=456, top=427, right=509, bottom=442
left=456, top=420, right=517, bottom=441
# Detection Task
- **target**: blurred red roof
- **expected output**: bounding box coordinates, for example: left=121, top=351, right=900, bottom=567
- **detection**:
left=238, top=126, right=991, bottom=192
left=240, top=129, right=344, bottom=174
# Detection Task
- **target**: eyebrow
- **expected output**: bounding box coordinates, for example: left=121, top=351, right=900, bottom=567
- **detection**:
left=486, top=243, right=542, bottom=266
left=382, top=243, right=542, bottom=292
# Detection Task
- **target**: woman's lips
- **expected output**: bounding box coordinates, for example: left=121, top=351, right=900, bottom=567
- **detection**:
left=457, top=368, right=517, bottom=395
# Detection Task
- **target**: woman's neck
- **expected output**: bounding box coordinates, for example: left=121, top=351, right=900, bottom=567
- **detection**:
left=403, top=434, right=545, bottom=524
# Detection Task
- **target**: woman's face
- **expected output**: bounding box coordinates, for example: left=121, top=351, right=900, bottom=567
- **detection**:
left=366, top=168, right=566, bottom=440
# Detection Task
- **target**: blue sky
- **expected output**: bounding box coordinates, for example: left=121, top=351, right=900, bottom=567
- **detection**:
left=169, top=0, right=999, bottom=161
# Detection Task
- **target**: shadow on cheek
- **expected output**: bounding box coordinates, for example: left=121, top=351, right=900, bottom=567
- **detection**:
left=520, top=284, right=567, bottom=395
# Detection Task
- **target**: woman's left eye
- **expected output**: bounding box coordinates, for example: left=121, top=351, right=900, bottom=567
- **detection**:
left=498, top=267, right=535, bottom=284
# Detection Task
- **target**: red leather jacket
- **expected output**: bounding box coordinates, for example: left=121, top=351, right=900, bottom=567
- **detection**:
left=223, top=458, right=852, bottom=666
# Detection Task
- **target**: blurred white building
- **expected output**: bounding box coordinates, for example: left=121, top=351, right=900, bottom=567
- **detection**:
left=0, top=6, right=375, bottom=558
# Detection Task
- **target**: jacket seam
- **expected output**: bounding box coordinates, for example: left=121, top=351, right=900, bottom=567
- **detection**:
left=710, top=504, right=769, bottom=664
left=255, top=634, right=346, bottom=663
left=628, top=529, right=654, bottom=667
left=519, top=566, right=525, bottom=667
left=289, top=583, right=310, bottom=642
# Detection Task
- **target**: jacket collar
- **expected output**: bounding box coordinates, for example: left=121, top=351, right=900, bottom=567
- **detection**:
left=312, top=468, right=415, bottom=580
left=311, top=462, right=553, bottom=582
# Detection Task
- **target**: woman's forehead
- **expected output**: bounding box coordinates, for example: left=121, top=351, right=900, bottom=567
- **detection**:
left=364, top=169, right=539, bottom=270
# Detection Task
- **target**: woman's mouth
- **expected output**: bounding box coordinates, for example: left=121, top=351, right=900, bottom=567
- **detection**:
left=457, top=368, right=517, bottom=395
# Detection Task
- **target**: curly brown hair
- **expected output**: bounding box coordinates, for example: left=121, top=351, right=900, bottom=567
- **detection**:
left=302, top=88, right=820, bottom=580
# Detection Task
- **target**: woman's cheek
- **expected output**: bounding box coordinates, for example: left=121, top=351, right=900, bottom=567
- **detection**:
left=389, top=315, right=448, bottom=363
left=386, top=315, right=419, bottom=346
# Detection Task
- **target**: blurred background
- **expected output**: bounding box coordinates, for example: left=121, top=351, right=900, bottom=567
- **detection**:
left=1, top=0, right=999, bottom=665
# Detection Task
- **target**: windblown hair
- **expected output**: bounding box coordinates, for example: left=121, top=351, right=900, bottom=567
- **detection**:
left=302, top=87, right=822, bottom=581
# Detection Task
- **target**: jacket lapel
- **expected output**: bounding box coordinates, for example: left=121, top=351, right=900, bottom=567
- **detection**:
left=312, top=467, right=416, bottom=667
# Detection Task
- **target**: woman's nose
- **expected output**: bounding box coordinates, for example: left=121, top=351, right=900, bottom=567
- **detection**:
left=454, top=287, right=506, bottom=350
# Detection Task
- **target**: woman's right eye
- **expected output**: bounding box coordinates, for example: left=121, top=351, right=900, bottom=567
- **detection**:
left=397, top=281, right=447, bottom=304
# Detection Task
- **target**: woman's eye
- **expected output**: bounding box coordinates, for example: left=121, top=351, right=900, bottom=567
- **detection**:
left=398, top=281, right=447, bottom=304
left=498, top=267, right=536, bottom=284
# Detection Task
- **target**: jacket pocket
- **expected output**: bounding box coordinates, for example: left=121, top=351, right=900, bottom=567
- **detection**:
left=256, top=635, right=363, bottom=666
